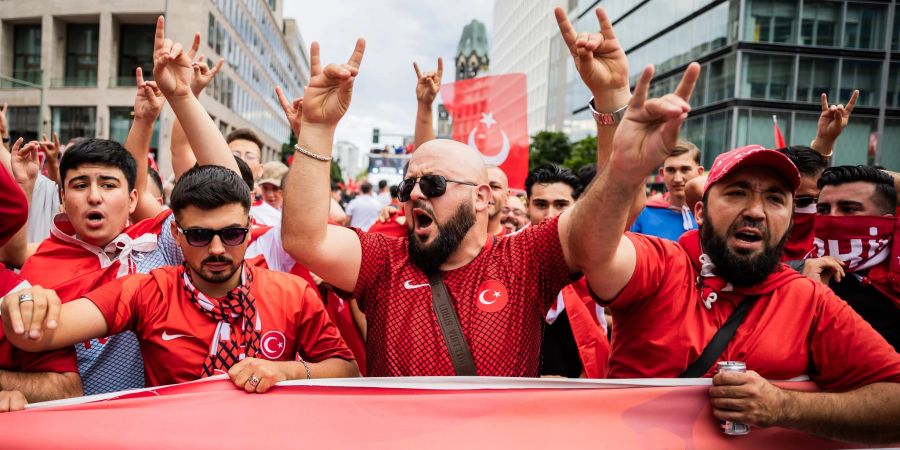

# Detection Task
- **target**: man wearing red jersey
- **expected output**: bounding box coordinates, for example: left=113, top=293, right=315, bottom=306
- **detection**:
left=0, top=153, right=81, bottom=412
left=568, top=17, right=900, bottom=445
left=2, top=165, right=358, bottom=392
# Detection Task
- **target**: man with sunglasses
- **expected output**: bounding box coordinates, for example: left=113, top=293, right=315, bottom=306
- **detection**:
left=2, top=165, right=358, bottom=392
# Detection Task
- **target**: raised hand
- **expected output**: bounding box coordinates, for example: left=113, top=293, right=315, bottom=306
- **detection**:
left=275, top=87, right=304, bottom=137
left=611, top=63, right=700, bottom=180
left=133, top=67, right=165, bottom=122
left=152, top=16, right=200, bottom=100
left=813, top=90, right=858, bottom=155
left=9, top=138, right=39, bottom=188
left=38, top=132, right=61, bottom=166
left=191, top=54, right=225, bottom=97
left=300, top=39, right=365, bottom=128
left=413, top=58, right=443, bottom=105
left=555, top=7, right=630, bottom=110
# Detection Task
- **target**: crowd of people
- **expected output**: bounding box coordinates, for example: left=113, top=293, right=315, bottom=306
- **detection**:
left=0, top=7, right=898, bottom=445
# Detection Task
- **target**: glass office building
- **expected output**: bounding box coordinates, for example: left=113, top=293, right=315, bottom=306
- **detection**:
left=552, top=0, right=899, bottom=169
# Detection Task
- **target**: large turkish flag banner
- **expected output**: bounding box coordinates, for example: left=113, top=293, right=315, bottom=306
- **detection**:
left=441, top=74, right=529, bottom=190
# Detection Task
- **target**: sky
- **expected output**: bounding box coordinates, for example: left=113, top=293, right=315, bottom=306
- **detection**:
left=283, top=0, right=494, bottom=157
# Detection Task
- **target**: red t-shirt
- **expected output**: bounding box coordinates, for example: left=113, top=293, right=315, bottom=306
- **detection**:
left=83, top=264, right=355, bottom=387
left=603, top=233, right=900, bottom=390
left=0, top=164, right=27, bottom=247
left=352, top=216, right=572, bottom=377
left=0, top=266, right=78, bottom=374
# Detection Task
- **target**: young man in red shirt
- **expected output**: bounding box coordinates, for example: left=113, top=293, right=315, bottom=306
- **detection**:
left=567, top=15, right=900, bottom=442
left=2, top=165, right=358, bottom=392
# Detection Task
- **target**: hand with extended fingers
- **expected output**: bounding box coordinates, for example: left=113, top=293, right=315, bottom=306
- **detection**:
left=554, top=7, right=630, bottom=110
left=299, top=39, right=366, bottom=128
left=275, top=87, right=304, bottom=137
left=152, top=16, right=201, bottom=100
left=612, top=63, right=700, bottom=180
left=38, top=132, right=61, bottom=166
left=413, top=58, right=443, bottom=106
left=191, top=54, right=225, bottom=97
left=133, top=67, right=165, bottom=122
left=9, top=138, right=40, bottom=188
left=813, top=89, right=858, bottom=155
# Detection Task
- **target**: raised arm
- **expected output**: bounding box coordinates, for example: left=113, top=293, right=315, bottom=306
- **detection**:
left=126, top=67, right=167, bottom=221
left=152, top=16, right=238, bottom=174
left=412, top=57, right=442, bottom=149
left=38, top=133, right=61, bottom=185
left=0, top=140, right=39, bottom=268
left=0, top=286, right=108, bottom=353
left=170, top=55, right=225, bottom=181
left=280, top=39, right=366, bottom=293
left=562, top=63, right=699, bottom=299
left=810, top=89, right=858, bottom=158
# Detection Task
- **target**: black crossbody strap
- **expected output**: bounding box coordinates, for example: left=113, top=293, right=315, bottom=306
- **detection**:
left=427, top=272, right=476, bottom=376
left=679, top=296, right=760, bottom=378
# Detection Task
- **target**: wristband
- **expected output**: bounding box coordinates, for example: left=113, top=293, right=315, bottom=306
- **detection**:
left=300, top=358, right=311, bottom=380
left=589, top=97, right=628, bottom=125
left=294, top=144, right=332, bottom=162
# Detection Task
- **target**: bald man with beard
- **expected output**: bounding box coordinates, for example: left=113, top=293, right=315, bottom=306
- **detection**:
left=277, top=40, right=581, bottom=377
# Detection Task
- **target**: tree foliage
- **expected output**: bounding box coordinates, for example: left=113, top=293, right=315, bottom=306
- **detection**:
left=529, top=130, right=596, bottom=171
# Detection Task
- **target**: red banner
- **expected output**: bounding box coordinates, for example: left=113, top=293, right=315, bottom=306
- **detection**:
left=441, top=74, right=529, bottom=190
left=0, top=377, right=885, bottom=449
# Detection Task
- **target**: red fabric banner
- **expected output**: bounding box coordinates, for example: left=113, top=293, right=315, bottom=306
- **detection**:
left=0, top=377, right=886, bottom=449
left=441, top=74, right=529, bottom=190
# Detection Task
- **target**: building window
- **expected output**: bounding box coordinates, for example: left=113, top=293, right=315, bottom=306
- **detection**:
left=888, top=63, right=900, bottom=108
left=741, top=53, right=795, bottom=101
left=744, top=0, right=798, bottom=44
left=268, top=0, right=277, bottom=10
left=707, top=54, right=736, bottom=104
left=109, top=107, right=159, bottom=149
left=51, top=107, right=96, bottom=142
left=800, top=0, right=839, bottom=47
left=13, top=25, right=42, bottom=85
left=843, top=3, right=887, bottom=50
left=796, top=57, right=837, bottom=103
left=117, top=25, right=155, bottom=87
left=7, top=107, right=40, bottom=143
left=65, top=24, right=100, bottom=87
left=841, top=60, right=882, bottom=107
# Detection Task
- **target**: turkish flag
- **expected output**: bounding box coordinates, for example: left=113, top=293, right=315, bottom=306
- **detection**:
left=441, top=74, right=529, bottom=190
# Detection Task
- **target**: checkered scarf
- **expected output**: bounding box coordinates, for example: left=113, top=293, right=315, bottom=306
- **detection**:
left=181, top=264, right=261, bottom=377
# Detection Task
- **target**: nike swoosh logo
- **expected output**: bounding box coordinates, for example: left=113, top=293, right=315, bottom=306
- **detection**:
left=161, top=331, right=190, bottom=341
left=403, top=280, right=429, bottom=290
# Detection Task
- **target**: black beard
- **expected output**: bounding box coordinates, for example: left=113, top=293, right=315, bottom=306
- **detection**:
left=408, top=202, right=476, bottom=274
left=700, top=212, right=790, bottom=287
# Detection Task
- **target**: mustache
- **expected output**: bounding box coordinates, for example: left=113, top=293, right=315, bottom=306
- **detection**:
left=728, top=218, right=768, bottom=239
left=409, top=199, right=436, bottom=217
left=202, top=255, right=233, bottom=265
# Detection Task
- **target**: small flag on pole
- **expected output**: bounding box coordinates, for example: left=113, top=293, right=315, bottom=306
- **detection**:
left=773, top=115, right=786, bottom=148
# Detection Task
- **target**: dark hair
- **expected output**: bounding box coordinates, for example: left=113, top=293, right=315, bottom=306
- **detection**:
left=59, top=138, right=137, bottom=191
left=818, top=165, right=897, bottom=214
left=225, top=128, right=263, bottom=152
left=777, top=146, right=828, bottom=177
left=378, top=179, right=388, bottom=190
left=170, top=165, right=251, bottom=219
left=668, top=140, right=701, bottom=165
left=360, top=181, right=373, bottom=194
left=525, top=164, right=583, bottom=199
left=331, top=182, right=341, bottom=192
left=390, top=185, right=399, bottom=199
left=577, top=163, right=597, bottom=191
left=147, top=167, right=163, bottom=195
left=232, top=156, right=254, bottom=191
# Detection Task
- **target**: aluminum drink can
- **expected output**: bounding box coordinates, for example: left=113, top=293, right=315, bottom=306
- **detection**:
left=717, top=361, right=750, bottom=436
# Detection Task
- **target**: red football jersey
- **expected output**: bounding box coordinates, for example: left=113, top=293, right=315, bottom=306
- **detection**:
left=604, top=233, right=900, bottom=390
left=84, top=264, right=355, bottom=387
left=352, top=216, right=572, bottom=377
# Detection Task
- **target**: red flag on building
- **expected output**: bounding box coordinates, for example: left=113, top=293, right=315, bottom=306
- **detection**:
left=441, top=74, right=529, bottom=190
left=773, top=115, right=786, bottom=148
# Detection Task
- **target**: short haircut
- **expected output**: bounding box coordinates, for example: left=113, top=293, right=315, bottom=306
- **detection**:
left=577, top=163, right=597, bottom=190
left=59, top=138, right=137, bottom=191
left=390, top=185, right=399, bottom=199
left=189, top=156, right=253, bottom=192
left=360, top=181, right=373, bottom=194
left=170, top=165, right=251, bottom=220
left=777, top=146, right=828, bottom=177
left=148, top=167, right=164, bottom=196
left=525, top=164, right=583, bottom=200
left=378, top=179, right=388, bottom=190
left=225, top=128, right=263, bottom=151
left=818, top=165, right=897, bottom=214
left=667, top=140, right=701, bottom=165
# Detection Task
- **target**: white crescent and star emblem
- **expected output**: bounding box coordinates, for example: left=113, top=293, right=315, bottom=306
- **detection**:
left=260, top=331, right=286, bottom=359
left=468, top=111, right=510, bottom=166
left=477, top=289, right=502, bottom=305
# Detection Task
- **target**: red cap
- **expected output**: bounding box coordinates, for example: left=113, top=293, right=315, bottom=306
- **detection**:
left=704, top=145, right=801, bottom=194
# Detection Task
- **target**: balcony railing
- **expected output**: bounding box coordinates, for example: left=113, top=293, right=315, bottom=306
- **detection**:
left=1, top=70, right=43, bottom=88
left=50, top=75, right=98, bottom=88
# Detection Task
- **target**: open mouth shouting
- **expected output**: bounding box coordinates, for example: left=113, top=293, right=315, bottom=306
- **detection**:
left=731, top=227, right=764, bottom=252
left=84, top=209, right=106, bottom=229
left=411, top=207, right=436, bottom=239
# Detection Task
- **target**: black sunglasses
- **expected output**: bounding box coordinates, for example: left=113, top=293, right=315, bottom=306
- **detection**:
left=176, top=225, right=250, bottom=247
left=795, top=196, right=818, bottom=209
left=397, top=175, right=478, bottom=202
